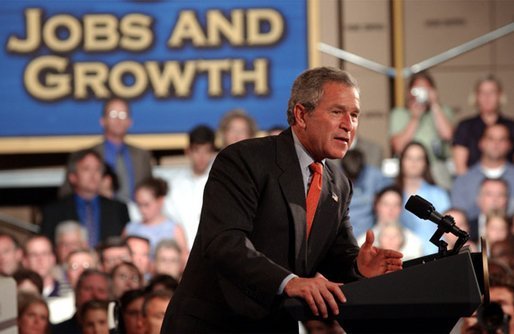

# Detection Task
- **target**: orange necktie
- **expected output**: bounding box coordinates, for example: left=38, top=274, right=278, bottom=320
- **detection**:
left=306, top=162, right=323, bottom=238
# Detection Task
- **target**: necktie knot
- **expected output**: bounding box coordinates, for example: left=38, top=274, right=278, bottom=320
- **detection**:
left=309, top=162, right=323, bottom=176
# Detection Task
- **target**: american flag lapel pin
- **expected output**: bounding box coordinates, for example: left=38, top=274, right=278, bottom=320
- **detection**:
left=332, top=193, right=338, bottom=202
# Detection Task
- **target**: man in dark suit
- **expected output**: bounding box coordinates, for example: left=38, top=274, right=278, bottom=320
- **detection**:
left=91, top=97, right=153, bottom=202
left=41, top=149, right=130, bottom=247
left=161, top=67, right=403, bottom=333
left=59, top=98, right=152, bottom=202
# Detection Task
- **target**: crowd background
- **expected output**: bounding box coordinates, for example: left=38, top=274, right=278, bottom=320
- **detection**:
left=2, top=71, right=514, bottom=333
left=1, top=1, right=514, bottom=332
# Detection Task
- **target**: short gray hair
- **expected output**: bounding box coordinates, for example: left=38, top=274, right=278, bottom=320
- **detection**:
left=55, top=220, right=88, bottom=244
left=286, top=67, right=359, bottom=125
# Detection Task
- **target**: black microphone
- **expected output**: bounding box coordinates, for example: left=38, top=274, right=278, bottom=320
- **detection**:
left=405, top=195, right=468, bottom=238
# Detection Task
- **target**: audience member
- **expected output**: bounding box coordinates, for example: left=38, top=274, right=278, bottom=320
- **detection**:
left=13, top=269, right=44, bottom=295
left=92, top=97, right=153, bottom=202
left=451, top=123, right=514, bottom=221
left=111, top=261, right=143, bottom=299
left=341, top=149, right=391, bottom=237
left=119, top=289, right=146, bottom=334
left=41, top=149, right=130, bottom=248
left=390, top=71, right=454, bottom=187
left=97, top=237, right=132, bottom=274
left=141, top=290, right=172, bottom=334
left=165, top=125, right=216, bottom=250
left=152, top=239, right=183, bottom=280
left=54, top=221, right=88, bottom=265
left=125, top=235, right=152, bottom=282
left=396, top=141, right=451, bottom=254
left=52, top=269, right=110, bottom=333
left=442, top=208, right=477, bottom=252
left=357, top=185, right=423, bottom=260
left=17, top=292, right=50, bottom=334
left=66, top=249, right=98, bottom=289
left=485, top=211, right=511, bottom=247
left=144, top=274, right=179, bottom=295
left=22, top=235, right=61, bottom=298
left=124, top=177, right=188, bottom=259
left=218, top=108, right=258, bottom=148
left=490, top=235, right=514, bottom=271
left=0, top=231, right=22, bottom=276
left=469, top=178, right=510, bottom=242
left=267, top=125, right=286, bottom=136
left=453, top=75, right=514, bottom=175
left=80, top=299, right=110, bottom=334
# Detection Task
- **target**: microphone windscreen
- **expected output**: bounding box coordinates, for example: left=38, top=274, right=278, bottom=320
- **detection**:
left=405, top=195, right=435, bottom=220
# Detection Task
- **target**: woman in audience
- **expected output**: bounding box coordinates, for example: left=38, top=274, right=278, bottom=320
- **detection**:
left=453, top=75, right=514, bottom=175
left=357, top=185, right=423, bottom=260
left=124, top=177, right=188, bottom=259
left=395, top=141, right=451, bottom=255
left=13, top=269, right=44, bottom=295
left=389, top=71, right=454, bottom=188
left=17, top=292, right=50, bottom=334
left=111, top=261, right=143, bottom=300
left=119, top=289, right=146, bottom=334
left=485, top=211, right=511, bottom=247
left=218, top=108, right=258, bottom=148
left=80, top=299, right=110, bottom=334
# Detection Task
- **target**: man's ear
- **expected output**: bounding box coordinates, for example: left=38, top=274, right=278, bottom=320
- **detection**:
left=293, top=103, right=307, bottom=129
left=68, top=173, right=77, bottom=186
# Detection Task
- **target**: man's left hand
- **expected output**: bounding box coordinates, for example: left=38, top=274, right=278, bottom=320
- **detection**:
left=357, top=230, right=403, bottom=278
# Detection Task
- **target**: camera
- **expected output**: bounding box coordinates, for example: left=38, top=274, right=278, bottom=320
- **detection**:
left=477, top=302, right=511, bottom=334
left=410, top=87, right=429, bottom=104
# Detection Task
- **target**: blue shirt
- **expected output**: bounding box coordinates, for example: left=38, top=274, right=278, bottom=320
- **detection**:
left=74, top=195, right=100, bottom=247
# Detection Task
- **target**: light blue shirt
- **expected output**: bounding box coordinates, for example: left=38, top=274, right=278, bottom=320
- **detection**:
left=401, top=181, right=451, bottom=255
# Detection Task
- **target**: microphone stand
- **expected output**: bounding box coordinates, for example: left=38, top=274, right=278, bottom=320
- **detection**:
left=429, top=215, right=470, bottom=257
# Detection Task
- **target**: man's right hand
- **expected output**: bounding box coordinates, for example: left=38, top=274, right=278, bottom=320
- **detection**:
left=283, top=275, right=346, bottom=319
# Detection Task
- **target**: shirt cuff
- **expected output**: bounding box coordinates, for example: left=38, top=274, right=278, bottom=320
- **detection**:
left=277, top=273, right=298, bottom=295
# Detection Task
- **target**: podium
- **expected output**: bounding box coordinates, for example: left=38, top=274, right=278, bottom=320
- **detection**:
left=284, top=250, right=485, bottom=333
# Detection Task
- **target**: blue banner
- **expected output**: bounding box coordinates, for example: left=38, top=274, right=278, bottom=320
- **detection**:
left=0, top=0, right=310, bottom=137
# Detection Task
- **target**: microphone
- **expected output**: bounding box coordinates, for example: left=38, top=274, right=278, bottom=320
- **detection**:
left=405, top=195, right=468, bottom=238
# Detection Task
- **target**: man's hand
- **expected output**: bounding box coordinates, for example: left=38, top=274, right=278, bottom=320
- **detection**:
left=357, top=230, right=403, bottom=278
left=283, top=275, right=346, bottom=319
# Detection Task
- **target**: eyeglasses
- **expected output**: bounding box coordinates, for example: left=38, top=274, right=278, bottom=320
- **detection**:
left=69, top=262, right=92, bottom=271
left=107, top=110, right=129, bottom=120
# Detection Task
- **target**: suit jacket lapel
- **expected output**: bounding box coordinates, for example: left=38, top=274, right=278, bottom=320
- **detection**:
left=276, top=129, right=307, bottom=269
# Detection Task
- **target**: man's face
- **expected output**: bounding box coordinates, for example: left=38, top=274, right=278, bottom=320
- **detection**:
left=477, top=81, right=501, bottom=114
left=478, top=181, right=508, bottom=214
left=144, top=297, right=170, bottom=334
left=69, top=154, right=103, bottom=196
left=127, top=238, right=151, bottom=276
left=154, top=247, right=182, bottom=279
left=0, top=236, right=22, bottom=276
left=479, top=125, right=512, bottom=162
left=76, top=273, right=109, bottom=308
left=101, top=99, right=132, bottom=139
left=187, top=143, right=215, bottom=176
left=23, top=237, right=56, bottom=280
left=66, top=252, right=96, bottom=288
left=82, top=309, right=109, bottom=334
left=101, top=246, right=132, bottom=273
left=293, top=82, right=360, bottom=161
left=56, top=230, right=87, bottom=264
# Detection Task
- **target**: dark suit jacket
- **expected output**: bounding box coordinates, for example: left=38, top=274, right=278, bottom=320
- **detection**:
left=40, top=195, right=130, bottom=245
left=161, top=128, right=361, bottom=333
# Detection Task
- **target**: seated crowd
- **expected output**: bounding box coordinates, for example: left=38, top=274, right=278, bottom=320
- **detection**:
left=1, top=73, right=514, bottom=334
